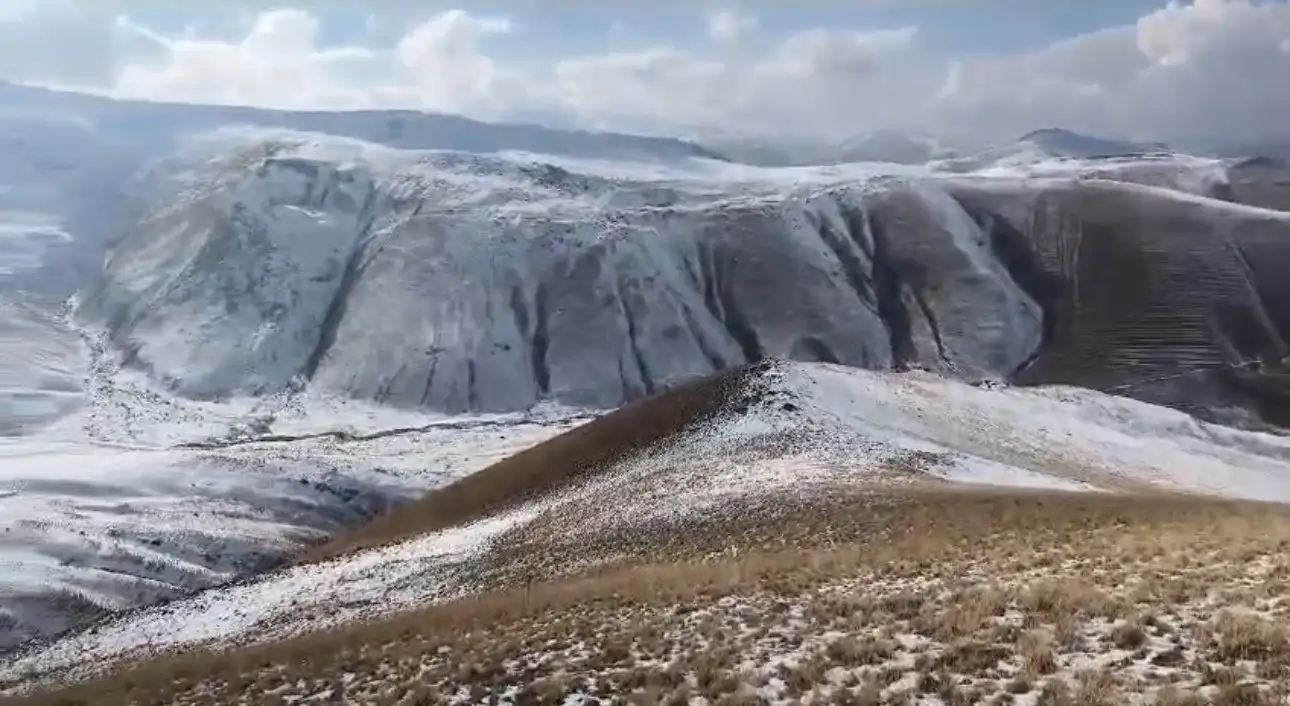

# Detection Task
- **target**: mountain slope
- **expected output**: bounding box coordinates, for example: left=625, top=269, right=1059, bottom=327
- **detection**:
left=11, top=360, right=1290, bottom=704
left=694, top=129, right=949, bottom=166
left=951, top=178, right=1290, bottom=427
left=8, top=85, right=1289, bottom=428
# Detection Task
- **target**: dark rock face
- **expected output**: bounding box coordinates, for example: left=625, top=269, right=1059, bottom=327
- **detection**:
left=1223, top=157, right=1290, bottom=212
left=75, top=136, right=1290, bottom=428
left=952, top=177, right=1290, bottom=428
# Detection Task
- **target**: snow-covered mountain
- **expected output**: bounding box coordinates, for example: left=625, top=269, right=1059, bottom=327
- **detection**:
left=931, top=128, right=1173, bottom=173
left=70, top=127, right=1290, bottom=423
left=5, top=83, right=1290, bottom=661
left=0, top=82, right=725, bottom=164
left=694, top=127, right=1177, bottom=169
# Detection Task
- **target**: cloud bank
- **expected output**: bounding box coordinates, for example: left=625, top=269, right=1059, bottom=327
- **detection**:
left=0, top=0, right=1287, bottom=149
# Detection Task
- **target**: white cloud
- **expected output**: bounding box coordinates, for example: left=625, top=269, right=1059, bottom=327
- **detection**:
left=706, top=9, right=758, bottom=42
left=0, top=0, right=1288, bottom=149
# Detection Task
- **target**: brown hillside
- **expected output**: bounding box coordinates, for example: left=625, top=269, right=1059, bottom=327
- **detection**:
left=299, top=362, right=769, bottom=563
left=14, top=488, right=1290, bottom=706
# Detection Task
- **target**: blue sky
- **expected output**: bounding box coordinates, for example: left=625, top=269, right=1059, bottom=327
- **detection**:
left=2, top=1, right=1289, bottom=148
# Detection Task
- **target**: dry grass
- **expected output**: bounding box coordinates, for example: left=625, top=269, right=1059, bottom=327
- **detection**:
left=299, top=362, right=765, bottom=563
left=11, top=487, right=1290, bottom=706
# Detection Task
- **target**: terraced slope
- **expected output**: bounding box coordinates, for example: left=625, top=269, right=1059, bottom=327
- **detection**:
left=950, top=178, right=1290, bottom=427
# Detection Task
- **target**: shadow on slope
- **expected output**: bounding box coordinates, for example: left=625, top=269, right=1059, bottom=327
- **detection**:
left=951, top=178, right=1290, bottom=428
left=1223, top=156, right=1290, bottom=212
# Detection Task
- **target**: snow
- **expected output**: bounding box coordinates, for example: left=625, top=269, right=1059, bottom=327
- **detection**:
left=81, top=116, right=1285, bottom=421
left=0, top=81, right=722, bottom=166
left=928, top=128, right=1173, bottom=174
left=0, top=212, right=70, bottom=277
left=0, top=408, right=579, bottom=650
left=567, top=361, right=1290, bottom=543
left=17, top=504, right=537, bottom=666
left=11, top=83, right=1271, bottom=415
left=0, top=86, right=806, bottom=653
left=769, top=363, right=1290, bottom=501
left=74, top=125, right=1148, bottom=413
left=0, top=310, right=586, bottom=651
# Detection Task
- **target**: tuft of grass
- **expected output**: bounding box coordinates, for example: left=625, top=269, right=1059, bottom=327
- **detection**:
left=1206, top=610, right=1290, bottom=664
left=1110, top=618, right=1149, bottom=650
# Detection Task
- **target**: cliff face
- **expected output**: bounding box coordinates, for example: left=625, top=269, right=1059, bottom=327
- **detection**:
left=74, top=132, right=1290, bottom=426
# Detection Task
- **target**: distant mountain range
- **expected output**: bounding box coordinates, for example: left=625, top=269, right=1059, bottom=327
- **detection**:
left=694, top=126, right=1290, bottom=168
left=0, top=81, right=728, bottom=164
left=693, top=129, right=954, bottom=166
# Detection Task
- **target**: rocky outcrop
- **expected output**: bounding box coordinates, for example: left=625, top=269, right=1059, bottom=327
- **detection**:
left=75, top=133, right=1290, bottom=427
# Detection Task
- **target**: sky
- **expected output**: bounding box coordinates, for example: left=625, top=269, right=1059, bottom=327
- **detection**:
left=0, top=0, right=1288, bottom=149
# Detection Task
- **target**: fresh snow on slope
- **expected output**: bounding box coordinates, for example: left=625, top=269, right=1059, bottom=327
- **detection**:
left=79, top=123, right=1261, bottom=416
left=768, top=363, right=1290, bottom=499
left=0, top=400, right=583, bottom=653
left=10, top=506, right=537, bottom=670
left=0, top=299, right=83, bottom=436
left=0, top=324, right=587, bottom=652
left=11, top=360, right=1290, bottom=689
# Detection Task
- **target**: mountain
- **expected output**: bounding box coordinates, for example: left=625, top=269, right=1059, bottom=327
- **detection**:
left=1012, top=128, right=1172, bottom=157
left=72, top=127, right=1290, bottom=427
left=695, top=128, right=1170, bottom=170
left=0, top=82, right=726, bottom=164
left=932, top=128, right=1173, bottom=173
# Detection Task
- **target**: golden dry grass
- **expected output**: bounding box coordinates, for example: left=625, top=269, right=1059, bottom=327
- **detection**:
left=11, top=487, right=1290, bottom=706
left=300, top=362, right=763, bottom=563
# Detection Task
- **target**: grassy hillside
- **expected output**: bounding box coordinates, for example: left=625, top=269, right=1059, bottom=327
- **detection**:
left=11, top=361, right=1290, bottom=705
left=13, top=488, right=1290, bottom=705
